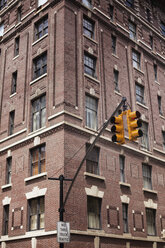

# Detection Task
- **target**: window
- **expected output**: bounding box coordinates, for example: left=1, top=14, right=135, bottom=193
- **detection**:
left=158, top=95, right=162, bottom=115
left=129, top=21, right=136, bottom=40
left=3, top=205, right=9, bottom=235
left=85, top=95, right=98, bottom=130
left=82, top=0, right=92, bottom=8
left=135, top=83, right=144, bottom=104
left=38, top=0, right=47, bottom=7
left=0, top=0, right=7, bottom=11
left=32, top=95, right=46, bottom=131
left=0, top=23, right=4, bottom=36
left=153, top=64, right=157, bottom=81
left=120, top=155, right=125, bottom=183
left=122, top=203, right=128, bottom=233
left=34, top=16, right=48, bottom=41
left=146, top=208, right=156, bottom=236
left=143, top=164, right=152, bottom=190
left=28, top=197, right=45, bottom=231
left=14, top=36, right=20, bottom=57
left=109, top=4, right=114, bottom=21
left=149, top=35, right=153, bottom=50
left=9, top=110, right=15, bottom=135
left=6, top=157, right=12, bottom=184
left=84, top=54, right=96, bottom=78
left=111, top=35, right=116, bottom=54
left=11, top=71, right=17, bottom=95
left=162, top=131, right=165, bottom=151
left=160, top=21, right=165, bottom=36
left=30, top=144, right=45, bottom=176
left=17, top=6, right=22, bottom=23
left=87, top=196, right=101, bottom=229
left=114, top=70, right=119, bottom=91
left=33, top=52, right=47, bottom=80
left=83, top=17, right=94, bottom=39
left=141, top=122, right=149, bottom=150
left=132, top=50, right=140, bottom=69
left=126, top=0, right=134, bottom=8
left=86, top=144, right=99, bottom=175
left=146, top=8, right=151, bottom=22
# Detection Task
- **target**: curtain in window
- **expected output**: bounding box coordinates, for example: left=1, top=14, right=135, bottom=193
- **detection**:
left=39, top=197, right=45, bottom=229
left=30, top=199, right=38, bottom=230
left=88, top=197, right=101, bottom=229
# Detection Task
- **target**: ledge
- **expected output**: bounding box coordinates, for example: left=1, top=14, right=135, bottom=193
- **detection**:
left=138, top=40, right=152, bottom=50
left=114, top=90, right=122, bottom=96
left=24, top=172, right=47, bottom=183
left=13, top=55, right=19, bottom=60
left=0, top=128, right=27, bottom=144
left=84, top=73, right=100, bottom=84
left=32, top=33, right=48, bottom=46
left=142, top=188, right=158, bottom=194
left=84, top=172, right=105, bottom=181
left=30, top=73, right=47, bottom=85
left=83, top=34, right=98, bottom=44
left=119, top=182, right=131, bottom=188
left=133, top=67, right=144, bottom=75
left=1, top=183, right=12, bottom=190
left=116, top=23, right=130, bottom=34
left=136, top=102, right=148, bottom=110
left=159, top=115, right=165, bottom=120
left=153, top=147, right=165, bottom=155
left=112, top=53, right=119, bottom=59
left=155, top=80, right=160, bottom=85
left=10, top=92, right=17, bottom=98
left=48, top=110, right=83, bottom=121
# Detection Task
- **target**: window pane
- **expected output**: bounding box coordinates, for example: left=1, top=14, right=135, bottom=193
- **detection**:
left=143, top=164, right=152, bottom=189
left=86, top=96, right=98, bottom=130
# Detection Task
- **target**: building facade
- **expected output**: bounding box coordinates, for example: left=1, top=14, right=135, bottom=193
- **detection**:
left=0, top=0, right=165, bottom=247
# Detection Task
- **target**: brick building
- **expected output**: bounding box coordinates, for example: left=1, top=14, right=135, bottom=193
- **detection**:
left=0, top=0, right=165, bottom=247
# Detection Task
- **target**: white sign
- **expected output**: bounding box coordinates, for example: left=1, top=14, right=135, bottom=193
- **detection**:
left=57, top=222, right=70, bottom=243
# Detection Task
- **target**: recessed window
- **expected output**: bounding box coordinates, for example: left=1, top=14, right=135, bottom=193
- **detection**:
left=114, top=70, right=119, bottom=92
left=87, top=196, right=101, bottom=229
left=3, top=205, right=9, bottom=235
left=146, top=208, right=156, bottom=236
left=32, top=95, right=46, bottom=131
left=0, top=23, right=4, bottom=36
left=132, top=50, right=141, bottom=70
left=82, top=0, right=92, bottom=8
left=122, top=203, right=128, bottom=233
left=129, top=21, right=136, bottom=40
left=38, top=0, right=47, bottom=7
left=9, top=110, right=15, bottom=135
left=83, top=17, right=94, bottom=39
left=120, top=155, right=125, bottom=183
left=109, top=4, right=114, bottom=21
left=153, top=64, right=157, bottom=81
left=28, top=196, right=45, bottom=231
left=85, top=95, right=98, bottom=130
left=162, top=131, right=165, bottom=151
left=11, top=71, right=17, bottom=95
left=126, top=0, right=134, bottom=8
left=17, top=6, right=22, bottom=23
left=135, top=83, right=144, bottom=104
left=157, top=95, right=162, bottom=115
left=86, top=144, right=99, bottom=175
left=14, top=36, right=20, bottom=57
left=33, top=52, right=47, bottom=80
left=149, top=35, right=153, bottom=50
left=30, top=144, right=45, bottom=176
left=146, top=8, right=151, bottom=22
left=34, top=16, right=48, bottom=41
left=143, top=164, right=152, bottom=190
left=141, top=122, right=149, bottom=150
left=84, top=54, right=96, bottom=78
left=111, top=35, right=116, bottom=54
left=0, top=0, right=7, bottom=11
left=6, top=157, right=12, bottom=184
left=160, top=21, right=165, bottom=36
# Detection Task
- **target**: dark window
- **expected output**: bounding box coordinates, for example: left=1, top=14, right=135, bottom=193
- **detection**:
left=146, top=208, right=156, bottom=236
left=83, top=17, right=94, bottom=39
left=141, top=122, right=149, bottom=150
left=126, top=0, right=134, bottom=8
left=109, top=4, right=114, bottom=21
left=162, top=131, right=165, bottom=151
left=30, top=144, right=45, bottom=176
left=153, top=64, right=157, bottom=81
left=149, top=35, right=153, bottom=50
left=129, top=21, right=136, bottom=40
left=0, top=0, right=7, bottom=11
left=34, top=16, right=48, bottom=41
left=82, top=0, right=92, bottom=8
left=9, top=110, right=15, bottom=135
left=32, top=95, right=46, bottom=131
left=157, top=95, right=163, bottom=115
left=29, top=197, right=45, bottom=231
left=114, top=70, right=119, bottom=91
left=86, top=144, right=99, bottom=175
left=85, top=95, right=98, bottom=130
left=84, top=54, right=96, bottom=78
left=135, top=83, right=144, bottom=104
left=33, top=52, right=47, bottom=80
left=120, top=155, right=125, bottom=183
left=87, top=196, right=101, bottom=229
left=122, top=203, right=128, bottom=233
left=160, top=21, right=165, bottom=36
left=146, top=8, right=151, bottom=22
left=0, top=23, right=4, bottom=36
left=17, top=6, right=22, bottom=23
left=11, top=71, right=17, bottom=95
left=143, top=164, right=152, bottom=190
left=14, top=36, right=20, bottom=57
left=111, top=35, right=116, bottom=54
left=6, top=157, right=12, bottom=184
left=132, top=50, right=140, bottom=69
left=3, top=205, right=9, bottom=235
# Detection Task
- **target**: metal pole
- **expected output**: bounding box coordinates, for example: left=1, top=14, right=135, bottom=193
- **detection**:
left=59, top=175, right=64, bottom=248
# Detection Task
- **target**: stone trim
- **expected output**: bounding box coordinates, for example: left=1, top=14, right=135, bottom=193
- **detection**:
left=120, top=195, right=130, bottom=204
left=24, top=172, right=47, bottom=183
left=144, top=199, right=157, bottom=209
left=85, top=186, right=104, bottom=198
left=25, top=186, right=47, bottom=199
left=2, top=196, right=11, bottom=206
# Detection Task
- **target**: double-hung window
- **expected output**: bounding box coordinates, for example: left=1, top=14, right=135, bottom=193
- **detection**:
left=122, top=203, right=128, bottom=233
left=120, top=155, right=125, bottom=183
left=28, top=197, right=45, bottom=231
left=109, top=4, right=114, bottom=21
left=142, top=164, right=152, bottom=190
left=114, top=70, right=119, bottom=91
left=132, top=50, right=141, bottom=70
left=84, top=54, right=96, bottom=78
left=0, top=0, right=7, bottom=11
left=3, top=205, right=9, bottom=235
left=87, top=196, right=101, bottom=229
left=86, top=144, right=99, bottom=175
left=129, top=21, right=136, bottom=40
left=135, top=83, right=144, bottom=104
left=83, top=17, right=94, bottom=39
left=11, top=71, right=17, bottom=95
left=9, top=110, right=15, bottom=135
left=160, top=21, right=165, bottom=36
left=141, top=122, right=149, bottom=150
left=30, top=144, right=45, bottom=176
left=85, top=95, right=98, bottom=130
left=33, top=52, right=47, bottom=80
left=34, top=16, right=48, bottom=41
left=146, top=208, right=156, bottom=236
left=6, top=157, right=12, bottom=184
left=32, top=95, right=46, bottom=131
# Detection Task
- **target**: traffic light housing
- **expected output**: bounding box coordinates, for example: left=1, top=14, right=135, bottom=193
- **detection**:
left=127, top=109, right=143, bottom=141
left=110, top=113, right=125, bottom=144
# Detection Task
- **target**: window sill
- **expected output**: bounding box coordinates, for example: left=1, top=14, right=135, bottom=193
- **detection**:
left=1, top=183, right=12, bottom=190
left=159, top=115, right=165, bottom=120
left=155, top=80, right=160, bottom=85
left=26, top=229, right=45, bottom=236
left=10, top=92, right=17, bottom=98
left=13, top=55, right=19, bottom=60
left=84, top=73, right=100, bottom=84
left=24, top=172, right=47, bottom=183
left=114, top=90, right=122, bottom=96
left=140, top=147, right=151, bottom=154
left=28, top=126, right=46, bottom=136
left=83, top=34, right=98, bottom=44
left=85, top=126, right=98, bottom=133
left=133, top=67, right=144, bottom=75
left=136, top=102, right=148, bottom=110
left=87, top=228, right=104, bottom=233
left=30, top=73, right=47, bottom=85
left=0, top=128, right=27, bottom=144
left=84, top=172, right=105, bottom=181
left=119, top=182, right=131, bottom=188
left=112, top=53, right=119, bottom=59
left=32, top=33, right=48, bottom=46
left=143, top=188, right=157, bottom=194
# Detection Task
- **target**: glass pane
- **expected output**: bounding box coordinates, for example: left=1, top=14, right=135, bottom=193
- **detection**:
left=40, top=213, right=45, bottom=229
left=30, top=215, right=37, bottom=230
left=41, top=108, right=46, bottom=127
left=32, top=162, right=39, bottom=175
left=30, top=199, right=38, bottom=215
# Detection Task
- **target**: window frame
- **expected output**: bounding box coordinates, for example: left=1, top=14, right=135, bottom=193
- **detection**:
left=30, top=144, right=46, bottom=176
left=146, top=208, right=156, bottom=236
left=129, top=21, right=136, bottom=40
left=132, top=50, right=141, bottom=70
left=157, top=95, right=163, bottom=115
left=0, top=22, right=4, bottom=36
left=34, top=15, right=48, bottom=41
left=3, top=205, right=9, bottom=235
left=86, top=144, right=100, bottom=175
left=83, top=16, right=95, bottom=39
left=122, top=203, right=128, bottom=233
left=33, top=52, right=47, bottom=80
left=87, top=196, right=101, bottom=230
left=31, top=95, right=46, bottom=132
left=6, top=157, right=12, bottom=185
left=14, top=36, right=20, bottom=57
left=141, top=122, right=149, bottom=150
left=142, top=164, right=152, bottom=190
left=114, top=69, right=119, bottom=92
left=85, top=95, right=98, bottom=130
left=135, top=83, right=144, bottom=104
left=84, top=53, right=96, bottom=78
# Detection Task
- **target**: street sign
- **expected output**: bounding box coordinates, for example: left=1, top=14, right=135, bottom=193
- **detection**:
left=57, top=222, right=70, bottom=243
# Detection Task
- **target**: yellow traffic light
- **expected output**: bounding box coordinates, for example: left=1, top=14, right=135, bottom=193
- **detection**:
left=110, top=113, right=125, bottom=144
left=127, top=109, right=143, bottom=141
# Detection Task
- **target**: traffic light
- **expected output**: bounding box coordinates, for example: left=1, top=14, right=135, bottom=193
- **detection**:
left=127, top=109, right=143, bottom=141
left=110, top=113, right=125, bottom=144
